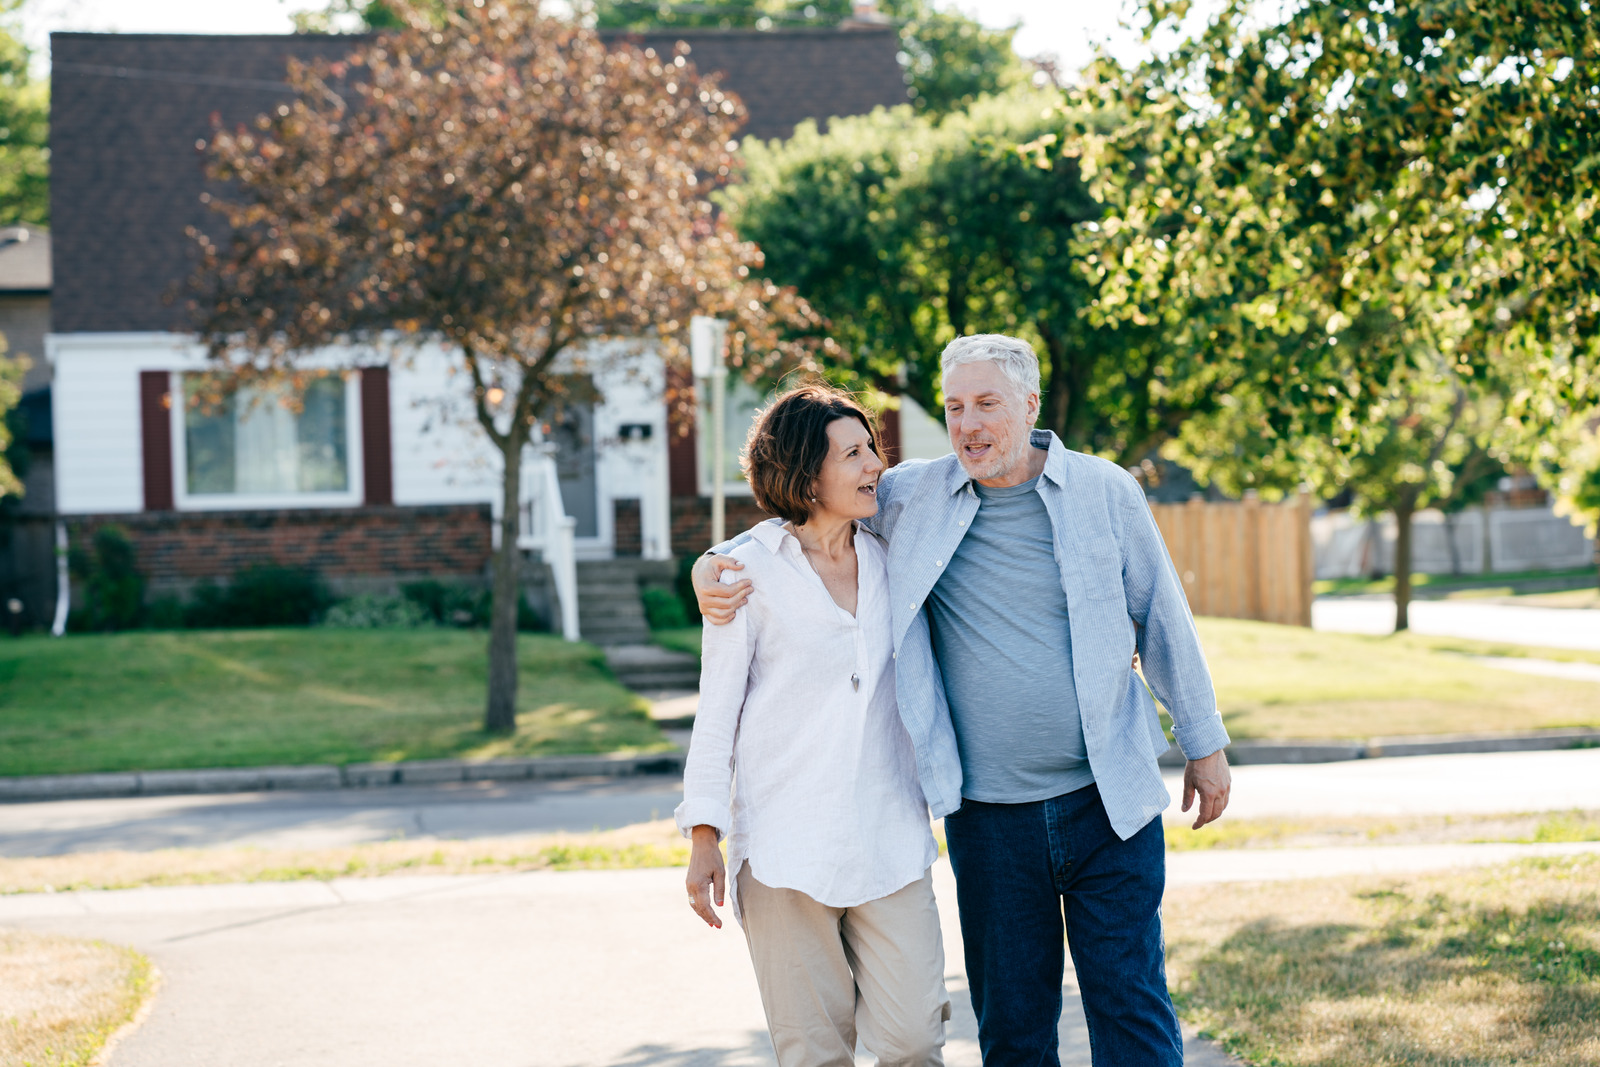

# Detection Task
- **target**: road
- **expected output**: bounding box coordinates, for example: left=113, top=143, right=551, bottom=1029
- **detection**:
left=4, top=748, right=1598, bottom=858
left=1313, top=595, right=1600, bottom=648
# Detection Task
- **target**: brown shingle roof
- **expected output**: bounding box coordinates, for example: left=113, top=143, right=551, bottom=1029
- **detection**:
left=49, top=28, right=907, bottom=335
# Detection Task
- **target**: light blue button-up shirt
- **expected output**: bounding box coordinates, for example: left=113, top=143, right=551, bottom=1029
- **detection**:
left=715, top=429, right=1230, bottom=840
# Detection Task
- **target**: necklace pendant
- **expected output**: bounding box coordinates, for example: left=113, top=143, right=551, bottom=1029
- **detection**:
left=851, top=672, right=860, bottom=692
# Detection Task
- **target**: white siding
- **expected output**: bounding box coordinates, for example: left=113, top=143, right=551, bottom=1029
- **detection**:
left=48, top=332, right=676, bottom=560
left=388, top=343, right=501, bottom=509
left=48, top=333, right=208, bottom=515
left=899, top=395, right=952, bottom=461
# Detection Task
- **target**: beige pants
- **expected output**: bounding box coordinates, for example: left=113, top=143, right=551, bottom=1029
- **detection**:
left=738, top=865, right=950, bottom=1067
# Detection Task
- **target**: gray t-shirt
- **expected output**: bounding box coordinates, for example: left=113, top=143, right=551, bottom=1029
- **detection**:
left=925, top=475, right=1095, bottom=803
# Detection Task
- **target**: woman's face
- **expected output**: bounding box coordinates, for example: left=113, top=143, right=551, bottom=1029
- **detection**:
left=807, top=416, right=884, bottom=524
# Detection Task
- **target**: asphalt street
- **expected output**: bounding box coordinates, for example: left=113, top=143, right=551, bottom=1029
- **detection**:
left=1313, top=595, right=1600, bottom=647
left=4, top=749, right=1597, bottom=858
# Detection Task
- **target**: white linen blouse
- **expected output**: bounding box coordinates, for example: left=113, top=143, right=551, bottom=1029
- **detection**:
left=675, top=520, right=937, bottom=924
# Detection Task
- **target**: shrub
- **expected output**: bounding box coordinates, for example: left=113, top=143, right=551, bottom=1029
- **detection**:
left=641, top=585, right=689, bottom=630
left=674, top=553, right=702, bottom=621
left=322, top=594, right=433, bottom=629
left=68, top=525, right=145, bottom=631
left=401, top=579, right=547, bottom=632
left=401, top=580, right=488, bottom=627
left=184, top=566, right=331, bottom=628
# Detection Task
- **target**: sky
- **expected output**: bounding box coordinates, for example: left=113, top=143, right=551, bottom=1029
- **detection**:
left=21, top=0, right=1157, bottom=75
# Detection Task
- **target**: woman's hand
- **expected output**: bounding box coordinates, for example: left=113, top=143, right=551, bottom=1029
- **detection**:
left=692, top=555, right=751, bottom=625
left=686, top=825, right=727, bottom=929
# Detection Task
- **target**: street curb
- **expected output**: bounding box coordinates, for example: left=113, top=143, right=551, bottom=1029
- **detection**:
left=1156, top=727, right=1600, bottom=768
left=4, top=728, right=1596, bottom=803
left=0, top=751, right=688, bottom=803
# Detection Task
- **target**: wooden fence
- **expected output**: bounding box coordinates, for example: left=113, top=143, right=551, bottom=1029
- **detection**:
left=1149, top=493, right=1314, bottom=627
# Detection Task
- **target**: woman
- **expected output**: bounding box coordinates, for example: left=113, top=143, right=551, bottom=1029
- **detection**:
left=676, top=383, right=948, bottom=1067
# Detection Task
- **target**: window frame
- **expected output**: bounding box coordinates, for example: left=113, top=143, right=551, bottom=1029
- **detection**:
left=694, top=377, right=764, bottom=498
left=167, top=370, right=366, bottom=511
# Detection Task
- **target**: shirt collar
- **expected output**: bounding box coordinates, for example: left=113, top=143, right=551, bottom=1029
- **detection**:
left=945, top=428, right=1067, bottom=496
left=748, top=517, right=790, bottom=553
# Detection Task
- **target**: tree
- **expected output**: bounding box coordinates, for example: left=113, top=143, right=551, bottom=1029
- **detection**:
left=723, top=86, right=1239, bottom=463
left=0, top=0, right=46, bottom=226
left=1066, top=0, right=1600, bottom=629
left=0, top=343, right=19, bottom=500
left=192, top=1, right=824, bottom=733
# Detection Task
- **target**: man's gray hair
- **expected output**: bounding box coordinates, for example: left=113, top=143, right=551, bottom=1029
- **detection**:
left=939, top=334, right=1041, bottom=399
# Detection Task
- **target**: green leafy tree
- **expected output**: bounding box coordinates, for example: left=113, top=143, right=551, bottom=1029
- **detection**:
left=194, top=0, right=825, bottom=732
left=0, top=345, right=20, bottom=501
left=0, top=0, right=46, bottom=226
left=0, top=1, right=47, bottom=508
left=1067, top=0, right=1600, bottom=628
left=725, top=86, right=1238, bottom=462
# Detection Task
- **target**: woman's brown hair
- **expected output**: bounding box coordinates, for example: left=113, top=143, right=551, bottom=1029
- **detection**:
left=741, top=383, right=882, bottom=526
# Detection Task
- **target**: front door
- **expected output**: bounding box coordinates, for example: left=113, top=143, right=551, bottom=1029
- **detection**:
left=544, top=386, right=599, bottom=540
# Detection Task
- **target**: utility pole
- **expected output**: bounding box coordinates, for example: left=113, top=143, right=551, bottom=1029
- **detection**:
left=691, top=315, right=729, bottom=546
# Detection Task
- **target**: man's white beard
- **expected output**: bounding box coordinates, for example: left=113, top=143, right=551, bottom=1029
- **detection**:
left=956, top=433, right=1029, bottom=482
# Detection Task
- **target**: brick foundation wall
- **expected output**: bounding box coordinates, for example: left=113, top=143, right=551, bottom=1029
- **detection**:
left=671, top=496, right=774, bottom=557
left=67, top=504, right=493, bottom=589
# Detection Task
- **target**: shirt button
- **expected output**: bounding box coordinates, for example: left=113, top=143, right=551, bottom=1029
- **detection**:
left=935, top=560, right=943, bottom=567
left=957, top=520, right=966, bottom=526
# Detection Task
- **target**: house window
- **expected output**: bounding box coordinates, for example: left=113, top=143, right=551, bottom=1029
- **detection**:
left=696, top=377, right=768, bottom=496
left=175, top=373, right=361, bottom=507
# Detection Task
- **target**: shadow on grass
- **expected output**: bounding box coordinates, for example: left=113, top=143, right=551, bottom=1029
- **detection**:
left=1174, top=890, right=1600, bottom=1066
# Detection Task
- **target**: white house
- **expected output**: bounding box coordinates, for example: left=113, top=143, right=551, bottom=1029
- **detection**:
left=45, top=26, right=942, bottom=637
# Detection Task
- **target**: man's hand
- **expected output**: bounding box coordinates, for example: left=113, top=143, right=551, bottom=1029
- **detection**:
left=685, top=825, right=727, bottom=929
left=1181, top=748, right=1231, bottom=830
left=692, top=554, right=751, bottom=625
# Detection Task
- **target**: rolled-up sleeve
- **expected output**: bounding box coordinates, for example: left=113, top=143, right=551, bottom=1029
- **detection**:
left=673, top=574, right=752, bottom=839
left=1118, top=478, right=1231, bottom=761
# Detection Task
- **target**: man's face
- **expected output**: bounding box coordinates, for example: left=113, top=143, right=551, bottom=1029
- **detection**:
left=942, top=360, right=1039, bottom=486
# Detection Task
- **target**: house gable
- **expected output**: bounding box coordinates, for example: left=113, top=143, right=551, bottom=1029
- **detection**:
left=48, top=27, right=907, bottom=337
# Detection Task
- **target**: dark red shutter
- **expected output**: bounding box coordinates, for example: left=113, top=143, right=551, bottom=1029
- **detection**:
left=360, top=367, right=394, bottom=506
left=139, top=371, right=174, bottom=510
left=880, top=402, right=902, bottom=468
left=666, top=365, right=699, bottom=498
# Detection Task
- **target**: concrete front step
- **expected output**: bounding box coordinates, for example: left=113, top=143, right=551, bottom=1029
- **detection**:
left=604, top=644, right=700, bottom=688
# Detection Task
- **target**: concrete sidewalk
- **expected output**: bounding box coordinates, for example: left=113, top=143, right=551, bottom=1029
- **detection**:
left=2, top=860, right=1242, bottom=1067
left=9, top=843, right=1600, bottom=1067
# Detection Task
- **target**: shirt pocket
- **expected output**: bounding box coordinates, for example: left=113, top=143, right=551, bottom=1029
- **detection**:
left=1081, top=549, right=1124, bottom=602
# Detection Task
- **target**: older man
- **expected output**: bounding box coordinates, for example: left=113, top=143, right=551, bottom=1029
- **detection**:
left=693, top=334, right=1231, bottom=1067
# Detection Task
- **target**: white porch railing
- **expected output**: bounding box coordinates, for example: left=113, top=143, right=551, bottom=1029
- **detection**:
left=517, top=441, right=581, bottom=642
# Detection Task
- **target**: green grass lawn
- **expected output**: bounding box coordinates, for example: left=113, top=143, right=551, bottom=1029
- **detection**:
left=0, top=629, right=669, bottom=777
left=1165, top=856, right=1600, bottom=1067
left=5, top=614, right=1598, bottom=777
left=654, top=617, right=1600, bottom=740
left=1314, top=565, right=1596, bottom=598
left=1200, top=618, right=1600, bottom=739
left=650, top=625, right=704, bottom=658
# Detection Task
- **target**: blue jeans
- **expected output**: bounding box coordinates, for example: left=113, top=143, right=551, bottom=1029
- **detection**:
left=943, top=784, right=1181, bottom=1067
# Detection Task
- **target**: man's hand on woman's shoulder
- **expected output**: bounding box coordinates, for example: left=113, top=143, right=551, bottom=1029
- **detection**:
left=692, top=554, right=751, bottom=625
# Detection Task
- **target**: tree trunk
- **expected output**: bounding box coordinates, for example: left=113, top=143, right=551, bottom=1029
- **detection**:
left=1393, top=498, right=1417, bottom=633
left=485, top=437, right=523, bottom=734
